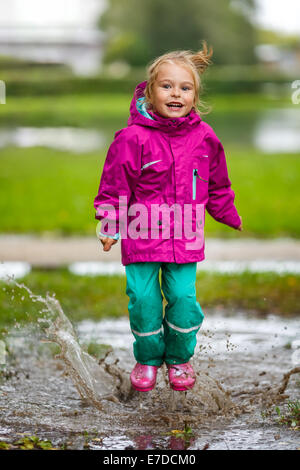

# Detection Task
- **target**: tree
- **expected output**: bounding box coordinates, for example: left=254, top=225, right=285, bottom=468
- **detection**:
left=98, top=0, right=258, bottom=67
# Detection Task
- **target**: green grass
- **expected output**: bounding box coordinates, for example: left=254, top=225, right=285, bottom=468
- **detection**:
left=0, top=145, right=299, bottom=237
left=197, top=270, right=300, bottom=315
left=206, top=93, right=293, bottom=112
left=0, top=93, right=130, bottom=128
left=275, top=401, right=300, bottom=430
left=226, top=148, right=300, bottom=238
left=0, top=269, right=299, bottom=334
left=0, top=146, right=99, bottom=234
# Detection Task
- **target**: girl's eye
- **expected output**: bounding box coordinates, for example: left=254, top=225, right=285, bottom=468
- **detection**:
left=162, top=84, right=191, bottom=91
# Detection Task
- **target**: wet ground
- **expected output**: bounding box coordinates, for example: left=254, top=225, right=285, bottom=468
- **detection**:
left=0, top=298, right=299, bottom=450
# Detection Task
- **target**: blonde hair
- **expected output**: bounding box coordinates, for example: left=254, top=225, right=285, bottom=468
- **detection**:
left=144, top=41, right=213, bottom=116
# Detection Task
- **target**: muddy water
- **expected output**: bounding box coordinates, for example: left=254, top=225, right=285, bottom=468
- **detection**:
left=0, top=282, right=299, bottom=450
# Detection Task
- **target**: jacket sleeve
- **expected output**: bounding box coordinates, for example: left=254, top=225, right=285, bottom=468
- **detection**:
left=94, top=128, right=141, bottom=236
left=205, top=132, right=241, bottom=229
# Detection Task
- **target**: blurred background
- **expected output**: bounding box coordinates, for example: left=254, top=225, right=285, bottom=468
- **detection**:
left=0, top=0, right=299, bottom=325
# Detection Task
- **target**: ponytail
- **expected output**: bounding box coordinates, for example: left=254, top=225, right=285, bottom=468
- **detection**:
left=189, top=40, right=213, bottom=75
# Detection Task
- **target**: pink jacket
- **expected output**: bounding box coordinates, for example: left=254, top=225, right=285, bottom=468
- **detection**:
left=94, top=81, right=241, bottom=265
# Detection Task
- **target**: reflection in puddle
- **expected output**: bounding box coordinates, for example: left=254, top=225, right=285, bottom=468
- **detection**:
left=69, top=261, right=125, bottom=276
left=0, top=127, right=105, bottom=153
left=90, top=435, right=135, bottom=451
left=254, top=108, right=300, bottom=153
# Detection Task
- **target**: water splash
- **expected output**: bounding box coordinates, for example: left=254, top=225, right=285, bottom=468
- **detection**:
left=5, top=276, right=132, bottom=410
left=2, top=276, right=240, bottom=419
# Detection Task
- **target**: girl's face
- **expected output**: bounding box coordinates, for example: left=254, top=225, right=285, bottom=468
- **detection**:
left=150, top=62, right=195, bottom=119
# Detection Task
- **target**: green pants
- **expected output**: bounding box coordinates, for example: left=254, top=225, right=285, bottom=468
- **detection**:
left=125, top=262, right=204, bottom=366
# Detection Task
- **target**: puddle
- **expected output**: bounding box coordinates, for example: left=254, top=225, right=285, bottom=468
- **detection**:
left=69, top=261, right=125, bottom=276
left=69, top=260, right=300, bottom=276
left=0, top=279, right=299, bottom=450
left=254, top=108, right=300, bottom=153
left=77, top=314, right=300, bottom=360
left=0, top=127, right=105, bottom=153
left=0, top=261, right=31, bottom=280
left=2, top=259, right=300, bottom=282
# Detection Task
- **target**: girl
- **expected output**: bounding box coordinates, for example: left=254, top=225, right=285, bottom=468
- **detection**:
left=94, top=43, right=242, bottom=393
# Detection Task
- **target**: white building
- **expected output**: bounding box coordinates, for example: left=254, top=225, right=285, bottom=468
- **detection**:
left=0, top=0, right=107, bottom=75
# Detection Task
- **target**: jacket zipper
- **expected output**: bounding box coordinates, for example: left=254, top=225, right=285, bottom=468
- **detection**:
left=193, top=168, right=198, bottom=200
left=193, top=169, right=208, bottom=200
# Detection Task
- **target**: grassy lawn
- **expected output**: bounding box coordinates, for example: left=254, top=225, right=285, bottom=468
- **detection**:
left=0, top=145, right=299, bottom=237
left=0, top=269, right=299, bottom=334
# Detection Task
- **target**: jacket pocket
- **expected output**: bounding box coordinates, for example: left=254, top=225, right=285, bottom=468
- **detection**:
left=192, top=168, right=208, bottom=200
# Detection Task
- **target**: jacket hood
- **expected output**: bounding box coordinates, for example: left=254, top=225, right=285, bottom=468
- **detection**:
left=127, top=80, right=202, bottom=133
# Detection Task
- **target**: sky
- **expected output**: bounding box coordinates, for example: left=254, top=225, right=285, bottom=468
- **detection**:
left=0, top=0, right=299, bottom=36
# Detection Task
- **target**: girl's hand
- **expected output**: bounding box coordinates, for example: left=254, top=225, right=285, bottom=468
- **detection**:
left=98, top=236, right=118, bottom=251
left=236, top=216, right=243, bottom=231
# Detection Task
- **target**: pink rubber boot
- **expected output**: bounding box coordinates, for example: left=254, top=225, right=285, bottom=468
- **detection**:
left=167, top=362, right=196, bottom=391
left=130, top=363, right=159, bottom=392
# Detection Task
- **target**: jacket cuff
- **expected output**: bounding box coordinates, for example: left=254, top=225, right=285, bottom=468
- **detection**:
left=99, top=231, right=120, bottom=240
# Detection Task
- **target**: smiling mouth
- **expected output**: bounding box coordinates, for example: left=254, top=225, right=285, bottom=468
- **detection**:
left=166, top=103, right=184, bottom=109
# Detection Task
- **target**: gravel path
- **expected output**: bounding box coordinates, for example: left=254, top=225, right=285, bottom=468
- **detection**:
left=0, top=235, right=300, bottom=267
